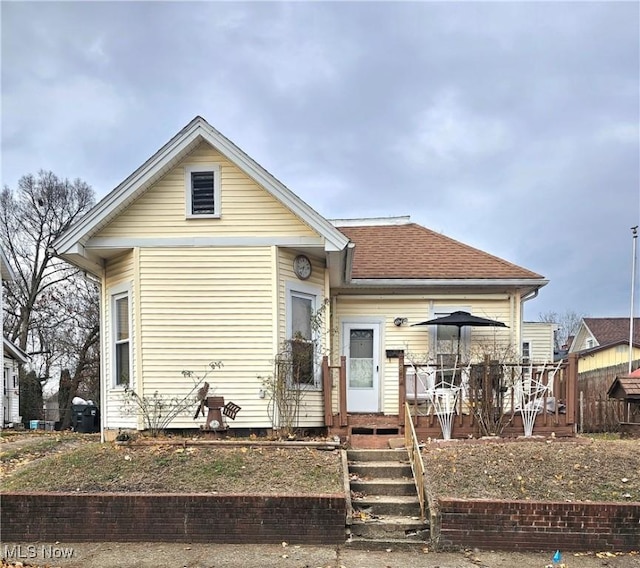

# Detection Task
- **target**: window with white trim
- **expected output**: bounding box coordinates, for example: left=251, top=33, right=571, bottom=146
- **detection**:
left=286, top=283, right=322, bottom=389
left=185, top=164, right=221, bottom=218
left=522, top=341, right=531, bottom=363
left=112, top=290, right=131, bottom=387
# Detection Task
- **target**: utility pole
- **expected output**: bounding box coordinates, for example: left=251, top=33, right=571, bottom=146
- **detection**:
left=629, top=226, right=638, bottom=374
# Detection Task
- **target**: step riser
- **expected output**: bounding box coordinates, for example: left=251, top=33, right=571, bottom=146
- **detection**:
left=350, top=524, right=428, bottom=541
left=351, top=481, right=416, bottom=496
left=349, top=464, right=413, bottom=478
left=352, top=501, right=422, bottom=516
left=347, top=449, right=409, bottom=461
left=346, top=538, right=429, bottom=551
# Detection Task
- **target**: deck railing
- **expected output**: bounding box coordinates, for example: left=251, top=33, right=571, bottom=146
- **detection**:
left=404, top=402, right=426, bottom=520
left=400, top=353, right=578, bottom=438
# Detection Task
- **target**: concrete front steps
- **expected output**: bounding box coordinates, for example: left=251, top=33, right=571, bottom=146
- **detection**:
left=346, top=449, right=429, bottom=550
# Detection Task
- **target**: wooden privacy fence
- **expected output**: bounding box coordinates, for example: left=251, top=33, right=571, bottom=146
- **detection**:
left=578, top=393, right=625, bottom=433
left=577, top=359, right=640, bottom=433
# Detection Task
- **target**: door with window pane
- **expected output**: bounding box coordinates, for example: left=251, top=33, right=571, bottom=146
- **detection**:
left=343, top=323, right=380, bottom=412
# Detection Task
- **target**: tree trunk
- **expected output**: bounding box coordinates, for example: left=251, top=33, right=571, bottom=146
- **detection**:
left=58, top=369, right=81, bottom=430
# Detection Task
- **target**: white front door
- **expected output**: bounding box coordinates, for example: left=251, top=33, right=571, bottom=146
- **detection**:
left=343, top=322, right=381, bottom=413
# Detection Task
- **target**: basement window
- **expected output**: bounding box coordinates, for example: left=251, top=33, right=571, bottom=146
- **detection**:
left=185, top=164, right=221, bottom=218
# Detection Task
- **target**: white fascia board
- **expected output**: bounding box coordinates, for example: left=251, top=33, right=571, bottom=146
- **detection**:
left=54, top=117, right=349, bottom=255
left=343, top=242, right=356, bottom=283
left=3, top=337, right=29, bottom=364
left=53, top=121, right=205, bottom=254
left=197, top=126, right=349, bottom=253
left=346, top=278, right=549, bottom=289
left=331, top=216, right=411, bottom=227
left=0, top=249, right=15, bottom=281
left=86, top=236, right=326, bottom=249
left=59, top=252, right=104, bottom=278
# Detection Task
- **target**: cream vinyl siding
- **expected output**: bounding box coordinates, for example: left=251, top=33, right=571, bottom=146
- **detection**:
left=521, top=322, right=555, bottom=363
left=104, top=251, right=137, bottom=429
left=277, top=250, right=328, bottom=427
left=577, top=345, right=640, bottom=373
left=137, top=247, right=275, bottom=429
left=334, top=295, right=515, bottom=415
left=94, top=142, right=318, bottom=239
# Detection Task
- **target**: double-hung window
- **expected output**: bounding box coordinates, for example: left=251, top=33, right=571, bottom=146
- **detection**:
left=286, top=283, right=321, bottom=389
left=112, top=289, right=131, bottom=387
left=185, top=164, right=221, bottom=218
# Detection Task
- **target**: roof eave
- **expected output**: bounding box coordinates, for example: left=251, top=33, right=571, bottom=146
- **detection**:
left=53, top=117, right=349, bottom=256
left=344, top=278, right=549, bottom=289
left=1, top=249, right=15, bottom=281
left=3, top=337, right=29, bottom=363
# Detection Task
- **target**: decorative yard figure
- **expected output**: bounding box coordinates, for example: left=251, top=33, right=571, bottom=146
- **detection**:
left=193, top=382, right=210, bottom=419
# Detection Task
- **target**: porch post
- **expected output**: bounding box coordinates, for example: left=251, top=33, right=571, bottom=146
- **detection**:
left=339, top=356, right=347, bottom=427
left=398, top=353, right=405, bottom=427
left=322, top=356, right=333, bottom=427
left=566, top=353, right=578, bottom=425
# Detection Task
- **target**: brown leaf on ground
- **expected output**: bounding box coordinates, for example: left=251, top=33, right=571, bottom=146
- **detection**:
left=422, top=437, right=640, bottom=502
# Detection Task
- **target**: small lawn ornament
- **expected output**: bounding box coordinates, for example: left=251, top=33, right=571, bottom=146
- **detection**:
left=202, top=396, right=242, bottom=431
left=193, top=382, right=210, bottom=419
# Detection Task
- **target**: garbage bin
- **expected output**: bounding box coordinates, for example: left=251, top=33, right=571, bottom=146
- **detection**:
left=72, top=404, right=100, bottom=433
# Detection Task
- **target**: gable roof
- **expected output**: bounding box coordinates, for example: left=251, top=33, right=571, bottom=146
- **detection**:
left=582, top=318, right=640, bottom=347
left=3, top=337, right=29, bottom=364
left=53, top=116, right=349, bottom=259
left=336, top=222, right=545, bottom=281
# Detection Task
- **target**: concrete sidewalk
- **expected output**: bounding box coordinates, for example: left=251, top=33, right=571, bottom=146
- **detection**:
left=2, top=542, right=640, bottom=568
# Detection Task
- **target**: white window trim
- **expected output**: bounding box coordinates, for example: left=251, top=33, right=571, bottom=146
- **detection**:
left=110, top=282, right=132, bottom=390
left=185, top=163, right=221, bottom=219
left=285, top=281, right=323, bottom=390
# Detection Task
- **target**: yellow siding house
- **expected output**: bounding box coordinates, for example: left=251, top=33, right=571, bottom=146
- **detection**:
left=54, top=117, right=549, bottom=439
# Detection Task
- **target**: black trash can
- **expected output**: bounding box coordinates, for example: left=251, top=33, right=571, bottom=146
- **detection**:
left=72, top=404, right=100, bottom=433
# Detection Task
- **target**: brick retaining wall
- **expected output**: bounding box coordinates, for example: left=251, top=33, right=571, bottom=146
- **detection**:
left=1, top=493, right=346, bottom=544
left=437, top=498, right=640, bottom=551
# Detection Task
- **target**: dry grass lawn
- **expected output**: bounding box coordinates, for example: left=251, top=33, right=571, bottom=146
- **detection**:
left=422, top=436, right=640, bottom=502
left=1, top=433, right=343, bottom=494
left=3, top=432, right=640, bottom=503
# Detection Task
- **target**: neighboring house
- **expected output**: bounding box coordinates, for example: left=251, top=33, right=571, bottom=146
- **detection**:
left=569, top=317, right=640, bottom=373
left=521, top=321, right=556, bottom=365
left=3, top=337, right=28, bottom=426
left=53, top=116, right=553, bottom=439
left=1, top=249, right=28, bottom=427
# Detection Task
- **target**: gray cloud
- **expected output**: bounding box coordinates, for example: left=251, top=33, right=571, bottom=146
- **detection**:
left=2, top=1, right=638, bottom=320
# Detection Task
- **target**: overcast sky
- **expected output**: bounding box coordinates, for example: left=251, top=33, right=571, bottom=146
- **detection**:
left=2, top=1, right=639, bottom=321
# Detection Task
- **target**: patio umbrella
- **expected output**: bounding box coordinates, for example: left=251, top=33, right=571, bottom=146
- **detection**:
left=412, top=310, right=508, bottom=360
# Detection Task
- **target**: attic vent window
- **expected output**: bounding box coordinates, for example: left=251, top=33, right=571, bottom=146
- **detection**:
left=185, top=164, right=221, bottom=218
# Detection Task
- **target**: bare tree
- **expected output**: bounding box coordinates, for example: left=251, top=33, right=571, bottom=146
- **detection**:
left=1, top=171, right=96, bottom=423
left=539, top=310, right=585, bottom=352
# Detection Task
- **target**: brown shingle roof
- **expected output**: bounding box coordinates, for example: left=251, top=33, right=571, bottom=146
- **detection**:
left=607, top=376, right=640, bottom=400
left=338, top=223, right=544, bottom=280
left=583, top=318, right=640, bottom=346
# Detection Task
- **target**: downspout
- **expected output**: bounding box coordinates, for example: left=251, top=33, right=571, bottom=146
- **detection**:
left=343, top=242, right=355, bottom=284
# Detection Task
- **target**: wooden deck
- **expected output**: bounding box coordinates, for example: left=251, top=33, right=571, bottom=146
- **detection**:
left=322, top=354, right=578, bottom=446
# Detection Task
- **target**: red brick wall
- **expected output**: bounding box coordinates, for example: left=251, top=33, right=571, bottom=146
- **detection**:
left=438, top=498, right=640, bottom=551
left=1, top=493, right=345, bottom=544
